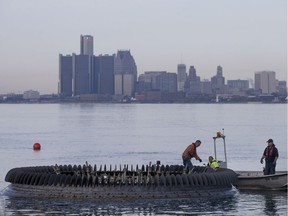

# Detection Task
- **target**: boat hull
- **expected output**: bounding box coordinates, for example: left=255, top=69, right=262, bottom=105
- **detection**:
left=234, top=171, right=287, bottom=191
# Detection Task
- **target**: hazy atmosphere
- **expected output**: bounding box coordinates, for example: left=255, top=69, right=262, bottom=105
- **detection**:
left=0, top=0, right=287, bottom=94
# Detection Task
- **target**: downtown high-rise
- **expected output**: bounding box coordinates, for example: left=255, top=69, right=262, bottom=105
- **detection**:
left=255, top=71, right=276, bottom=94
left=59, top=36, right=137, bottom=98
left=80, top=35, right=94, bottom=56
left=114, top=50, right=137, bottom=97
left=177, top=64, right=186, bottom=92
left=59, top=54, right=73, bottom=97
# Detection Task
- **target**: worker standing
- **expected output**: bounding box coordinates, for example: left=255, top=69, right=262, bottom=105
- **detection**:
left=260, top=139, right=279, bottom=175
left=182, top=140, right=202, bottom=171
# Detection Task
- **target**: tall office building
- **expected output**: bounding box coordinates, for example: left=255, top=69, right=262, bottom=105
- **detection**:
left=188, top=66, right=201, bottom=94
left=277, top=81, right=287, bottom=96
left=254, top=71, right=276, bottom=94
left=211, top=65, right=225, bottom=93
left=80, top=35, right=94, bottom=56
left=59, top=53, right=92, bottom=97
left=59, top=54, right=73, bottom=97
left=114, top=50, right=137, bottom=97
left=177, top=64, right=186, bottom=92
left=59, top=35, right=94, bottom=97
left=59, top=35, right=140, bottom=98
left=188, top=66, right=198, bottom=81
left=92, top=55, right=115, bottom=95
left=201, top=79, right=212, bottom=95
left=138, top=71, right=177, bottom=93
left=72, top=54, right=91, bottom=96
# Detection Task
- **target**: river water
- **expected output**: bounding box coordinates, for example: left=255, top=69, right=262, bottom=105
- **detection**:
left=0, top=103, right=287, bottom=215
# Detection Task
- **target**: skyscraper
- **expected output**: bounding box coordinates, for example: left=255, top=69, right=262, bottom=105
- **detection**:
left=59, top=54, right=73, bottom=97
left=92, top=55, right=115, bottom=95
left=114, top=50, right=137, bottom=97
left=138, top=71, right=177, bottom=93
left=60, top=35, right=140, bottom=98
left=188, top=66, right=198, bottom=81
left=177, top=64, right=186, bottom=92
left=188, top=66, right=201, bottom=94
left=211, top=65, right=225, bottom=93
left=69, top=35, right=94, bottom=96
left=72, top=54, right=91, bottom=96
left=80, top=35, right=94, bottom=56
left=255, top=71, right=276, bottom=94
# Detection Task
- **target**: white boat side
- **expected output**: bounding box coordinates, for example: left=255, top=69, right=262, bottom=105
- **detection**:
left=234, top=171, right=288, bottom=191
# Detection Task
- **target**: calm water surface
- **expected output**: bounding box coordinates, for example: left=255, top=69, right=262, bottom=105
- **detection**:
left=0, top=103, right=287, bottom=215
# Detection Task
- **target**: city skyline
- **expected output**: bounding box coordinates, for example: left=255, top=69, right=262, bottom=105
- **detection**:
left=0, top=0, right=287, bottom=94
left=59, top=35, right=285, bottom=100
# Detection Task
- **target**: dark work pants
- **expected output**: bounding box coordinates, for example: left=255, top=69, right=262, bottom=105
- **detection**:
left=182, top=156, right=193, bottom=170
left=264, top=161, right=276, bottom=175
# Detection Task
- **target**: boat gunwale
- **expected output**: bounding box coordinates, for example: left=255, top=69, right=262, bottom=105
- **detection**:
left=236, top=171, right=287, bottom=179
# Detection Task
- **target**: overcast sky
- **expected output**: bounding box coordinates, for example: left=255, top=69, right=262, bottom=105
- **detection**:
left=0, top=0, right=287, bottom=94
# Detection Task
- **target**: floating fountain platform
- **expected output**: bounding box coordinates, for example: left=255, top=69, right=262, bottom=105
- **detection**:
left=3, top=162, right=238, bottom=200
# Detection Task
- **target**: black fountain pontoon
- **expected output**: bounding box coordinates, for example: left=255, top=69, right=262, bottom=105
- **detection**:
left=3, top=162, right=238, bottom=200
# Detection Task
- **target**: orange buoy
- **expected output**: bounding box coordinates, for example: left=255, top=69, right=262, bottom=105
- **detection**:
left=33, top=143, right=41, bottom=151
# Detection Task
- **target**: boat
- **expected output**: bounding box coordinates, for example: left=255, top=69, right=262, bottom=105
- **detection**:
left=234, top=171, right=287, bottom=191
left=213, top=131, right=287, bottom=191
left=3, top=162, right=238, bottom=200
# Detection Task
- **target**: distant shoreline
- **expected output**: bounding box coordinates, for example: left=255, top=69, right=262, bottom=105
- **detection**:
left=0, top=101, right=287, bottom=105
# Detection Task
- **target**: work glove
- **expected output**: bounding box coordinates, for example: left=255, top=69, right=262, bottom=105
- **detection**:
left=260, top=158, right=263, bottom=164
left=199, top=159, right=202, bottom=163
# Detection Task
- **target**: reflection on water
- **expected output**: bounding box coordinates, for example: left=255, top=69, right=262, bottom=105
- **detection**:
left=264, top=194, right=277, bottom=215
left=237, top=190, right=287, bottom=216
left=1, top=194, right=238, bottom=215
left=0, top=189, right=287, bottom=215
